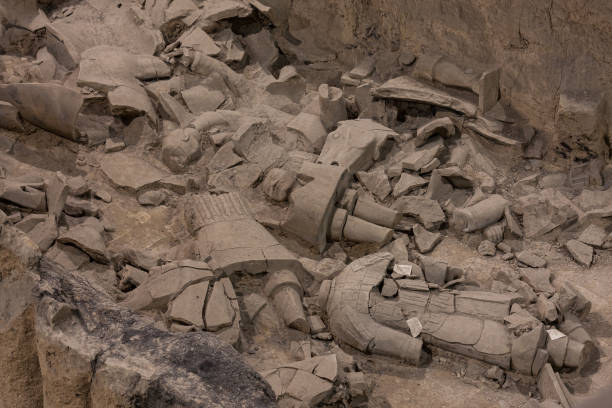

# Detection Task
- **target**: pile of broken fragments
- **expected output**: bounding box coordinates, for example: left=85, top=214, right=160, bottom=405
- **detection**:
left=1, top=0, right=611, bottom=407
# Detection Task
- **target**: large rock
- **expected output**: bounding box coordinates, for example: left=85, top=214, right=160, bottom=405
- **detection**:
left=0, top=225, right=274, bottom=407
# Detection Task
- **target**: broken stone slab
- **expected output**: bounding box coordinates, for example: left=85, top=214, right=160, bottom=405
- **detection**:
left=479, top=68, right=501, bottom=113
left=464, top=116, right=523, bottom=146
left=208, top=142, right=243, bottom=173
left=516, top=251, right=547, bottom=268
left=577, top=224, right=608, bottom=248
left=454, top=194, right=508, bottom=232
left=393, top=196, right=446, bottom=230
left=208, top=163, right=263, bottom=191
left=0, top=83, right=83, bottom=141
left=282, top=163, right=349, bottom=252
left=244, top=30, right=278, bottom=72
left=565, top=239, right=593, bottom=267
left=381, top=278, right=399, bottom=297
left=264, top=65, right=306, bottom=103
left=393, top=173, right=428, bottom=197
left=511, top=324, right=546, bottom=375
left=44, top=243, right=89, bottom=272
left=27, top=218, right=58, bottom=252
left=57, top=223, right=109, bottom=264
left=349, top=56, right=376, bottom=80
left=401, top=138, right=445, bottom=172
left=415, top=117, right=455, bottom=147
left=265, top=364, right=334, bottom=406
left=262, top=168, right=296, bottom=202
left=356, top=168, right=391, bottom=200
left=205, top=280, right=235, bottom=332
left=538, top=364, right=574, bottom=408
left=308, top=315, right=326, bottom=334
left=301, top=257, right=345, bottom=282
left=100, top=152, right=167, bottom=192
left=0, top=101, right=24, bottom=132
left=318, top=119, right=397, bottom=175
left=419, top=256, right=448, bottom=285
left=179, top=27, right=221, bottom=56
left=517, top=189, right=579, bottom=238
left=123, top=260, right=214, bottom=311
left=187, top=192, right=301, bottom=273
left=519, top=268, right=555, bottom=295
left=286, top=112, right=328, bottom=152
left=536, top=295, right=558, bottom=323
left=373, top=76, right=478, bottom=117
left=107, top=85, right=156, bottom=123
left=413, top=224, right=442, bottom=254
left=168, top=280, right=209, bottom=328
left=181, top=86, right=226, bottom=114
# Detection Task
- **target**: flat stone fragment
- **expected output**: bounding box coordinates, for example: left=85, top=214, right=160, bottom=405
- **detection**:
left=381, top=278, right=398, bottom=297
left=308, top=315, right=326, bottom=334
left=393, top=173, right=428, bottom=197
left=205, top=281, right=235, bottom=331
left=577, top=224, right=608, bottom=248
left=406, top=317, right=422, bottom=337
left=413, top=224, right=442, bottom=253
left=208, top=142, right=243, bottom=173
left=537, top=295, right=558, bottom=322
left=349, top=56, right=376, bottom=79
left=356, top=168, right=391, bottom=200
left=313, top=354, right=338, bottom=382
left=538, top=364, right=573, bottom=408
left=44, top=243, right=89, bottom=272
left=181, top=86, right=226, bottom=114
left=401, top=139, right=445, bottom=172
left=519, top=268, right=555, bottom=295
left=100, top=153, right=167, bottom=192
left=58, top=224, right=109, bottom=264
left=511, top=324, right=546, bottom=375
left=284, top=369, right=334, bottom=406
left=307, top=258, right=345, bottom=282
left=516, top=251, right=547, bottom=268
left=393, top=196, right=446, bottom=230
left=168, top=280, right=209, bottom=328
left=373, top=76, right=478, bottom=117
left=179, top=27, right=221, bottom=56
left=565, top=239, right=593, bottom=267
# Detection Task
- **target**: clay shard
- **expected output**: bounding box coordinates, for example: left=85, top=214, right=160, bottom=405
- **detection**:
left=373, top=76, right=478, bottom=117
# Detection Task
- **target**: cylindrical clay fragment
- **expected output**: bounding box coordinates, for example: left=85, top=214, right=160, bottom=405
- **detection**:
left=454, top=194, right=508, bottom=232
